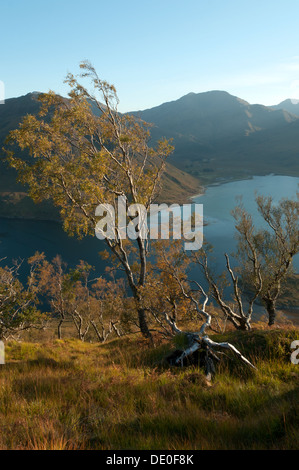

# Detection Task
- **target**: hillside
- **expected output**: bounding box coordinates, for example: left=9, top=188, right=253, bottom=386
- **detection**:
left=133, top=91, right=297, bottom=144
left=0, top=93, right=200, bottom=219
left=1, top=91, right=299, bottom=219
left=132, top=91, right=299, bottom=184
left=0, top=93, right=40, bottom=192
left=271, top=99, right=299, bottom=117
left=0, top=328, right=298, bottom=450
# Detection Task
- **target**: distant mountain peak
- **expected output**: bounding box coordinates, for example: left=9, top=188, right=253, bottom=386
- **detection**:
left=181, top=90, right=241, bottom=99
left=271, top=98, right=299, bottom=117
left=277, top=98, right=299, bottom=105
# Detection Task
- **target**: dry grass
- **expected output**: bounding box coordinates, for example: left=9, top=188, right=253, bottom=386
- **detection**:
left=0, top=326, right=298, bottom=450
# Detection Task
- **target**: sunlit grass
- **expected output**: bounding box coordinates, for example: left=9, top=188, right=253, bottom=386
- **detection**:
left=0, top=328, right=298, bottom=449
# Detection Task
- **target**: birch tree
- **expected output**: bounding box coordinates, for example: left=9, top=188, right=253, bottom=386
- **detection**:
left=192, top=248, right=262, bottom=330
left=233, top=194, right=299, bottom=325
left=0, top=256, right=47, bottom=340
left=6, top=61, right=174, bottom=339
left=145, top=242, right=256, bottom=378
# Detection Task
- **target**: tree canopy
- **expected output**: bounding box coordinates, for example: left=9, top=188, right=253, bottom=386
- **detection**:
left=6, top=61, right=174, bottom=338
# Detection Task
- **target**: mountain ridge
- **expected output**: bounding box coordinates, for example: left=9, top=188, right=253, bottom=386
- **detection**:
left=0, top=90, right=299, bottom=219
left=271, top=98, right=299, bottom=117
left=130, top=90, right=299, bottom=183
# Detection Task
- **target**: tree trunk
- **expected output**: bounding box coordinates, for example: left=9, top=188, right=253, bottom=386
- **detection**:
left=57, top=319, right=63, bottom=339
left=136, top=237, right=151, bottom=339
left=265, top=299, right=277, bottom=326
left=137, top=307, right=151, bottom=339
left=108, top=238, right=151, bottom=339
left=239, top=319, right=251, bottom=331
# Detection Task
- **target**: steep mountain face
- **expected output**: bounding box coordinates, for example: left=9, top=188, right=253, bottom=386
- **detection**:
left=131, top=91, right=299, bottom=181
left=271, top=99, right=299, bottom=117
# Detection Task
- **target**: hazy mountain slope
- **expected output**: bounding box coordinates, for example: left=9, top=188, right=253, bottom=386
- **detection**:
left=271, top=99, right=299, bottom=117
left=134, top=91, right=296, bottom=144
left=131, top=91, right=299, bottom=182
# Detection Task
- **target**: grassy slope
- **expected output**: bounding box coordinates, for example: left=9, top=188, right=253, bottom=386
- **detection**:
left=0, top=328, right=298, bottom=450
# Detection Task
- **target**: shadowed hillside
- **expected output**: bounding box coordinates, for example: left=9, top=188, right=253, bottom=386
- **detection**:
left=132, top=91, right=299, bottom=183
left=0, top=93, right=200, bottom=219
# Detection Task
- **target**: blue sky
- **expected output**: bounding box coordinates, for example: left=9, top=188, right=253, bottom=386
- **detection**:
left=1, top=0, right=299, bottom=111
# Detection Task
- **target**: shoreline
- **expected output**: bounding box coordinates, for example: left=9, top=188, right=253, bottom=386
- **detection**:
left=189, top=172, right=281, bottom=202
left=0, top=173, right=297, bottom=222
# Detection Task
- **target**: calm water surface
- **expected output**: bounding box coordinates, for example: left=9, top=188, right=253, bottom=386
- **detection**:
left=0, top=174, right=298, bottom=280
left=193, top=174, right=299, bottom=272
